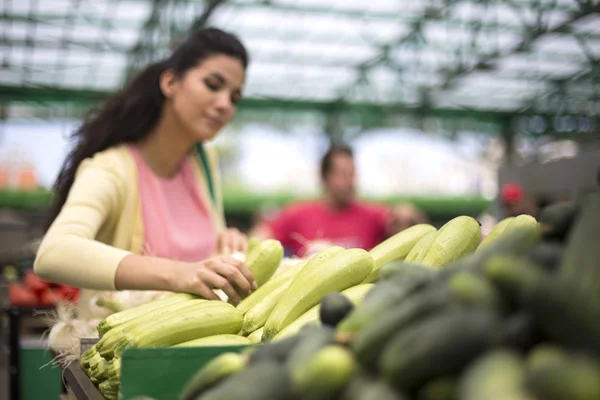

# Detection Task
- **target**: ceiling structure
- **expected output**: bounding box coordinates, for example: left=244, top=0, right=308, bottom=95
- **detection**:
left=0, top=0, right=599, bottom=138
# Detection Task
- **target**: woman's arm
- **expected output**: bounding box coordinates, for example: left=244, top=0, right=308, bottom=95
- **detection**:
left=35, top=153, right=256, bottom=302
left=34, top=155, right=132, bottom=290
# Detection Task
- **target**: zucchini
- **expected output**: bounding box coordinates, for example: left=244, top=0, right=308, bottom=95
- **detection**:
left=263, top=248, right=372, bottom=340
left=405, top=231, right=438, bottom=263
left=96, top=299, right=208, bottom=358
left=112, top=301, right=243, bottom=358
left=476, top=217, right=514, bottom=252
left=274, top=284, right=373, bottom=341
left=504, top=214, right=538, bottom=234
left=173, top=334, right=252, bottom=347
left=238, top=261, right=306, bottom=335
left=246, top=327, right=264, bottom=344
left=417, top=377, right=457, bottom=400
left=245, top=239, right=284, bottom=287
left=97, top=292, right=198, bottom=336
left=364, top=224, right=436, bottom=282
left=421, top=216, right=482, bottom=268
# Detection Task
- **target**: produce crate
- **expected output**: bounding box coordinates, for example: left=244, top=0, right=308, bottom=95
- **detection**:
left=120, top=345, right=252, bottom=400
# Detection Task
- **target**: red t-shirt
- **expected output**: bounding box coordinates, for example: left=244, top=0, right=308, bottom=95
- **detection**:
left=267, top=201, right=391, bottom=257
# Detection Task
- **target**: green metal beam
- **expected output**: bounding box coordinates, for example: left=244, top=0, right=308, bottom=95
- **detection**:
left=2, top=7, right=597, bottom=38
left=437, top=5, right=600, bottom=91
left=225, top=0, right=580, bottom=20
left=1, top=36, right=593, bottom=66
left=0, top=84, right=515, bottom=119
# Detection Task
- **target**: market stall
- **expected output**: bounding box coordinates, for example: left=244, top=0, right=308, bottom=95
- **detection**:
left=36, top=195, right=599, bottom=400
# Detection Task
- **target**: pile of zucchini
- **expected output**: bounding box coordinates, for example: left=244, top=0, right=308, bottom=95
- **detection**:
left=180, top=193, right=600, bottom=400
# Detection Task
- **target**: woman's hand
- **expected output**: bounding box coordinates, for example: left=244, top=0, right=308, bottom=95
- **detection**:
left=217, top=227, right=248, bottom=255
left=172, top=255, right=257, bottom=305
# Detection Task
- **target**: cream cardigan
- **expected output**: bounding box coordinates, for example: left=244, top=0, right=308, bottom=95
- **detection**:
left=34, top=144, right=225, bottom=318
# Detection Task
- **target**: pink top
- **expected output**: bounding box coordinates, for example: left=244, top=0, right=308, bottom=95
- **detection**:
left=129, top=145, right=218, bottom=262
left=267, top=201, right=391, bottom=257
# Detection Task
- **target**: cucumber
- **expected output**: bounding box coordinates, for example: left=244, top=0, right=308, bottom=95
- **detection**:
left=380, top=261, right=437, bottom=283
left=351, top=285, right=455, bottom=371
left=538, top=201, right=579, bottom=241
left=417, top=377, right=457, bottom=400
left=294, top=346, right=357, bottom=400
left=525, top=241, right=564, bottom=272
left=421, top=216, right=482, bottom=268
left=458, top=349, right=525, bottom=400
left=179, top=352, right=247, bottom=400
left=447, top=271, right=501, bottom=309
left=247, top=333, right=304, bottom=365
left=379, top=308, right=503, bottom=392
left=524, top=354, right=600, bottom=400
left=198, top=362, right=292, bottom=400
left=501, top=312, right=541, bottom=351
left=440, top=225, right=541, bottom=279
left=365, top=224, right=436, bottom=282
left=337, top=273, right=433, bottom=342
left=526, top=344, right=567, bottom=372
left=286, top=325, right=336, bottom=381
left=319, top=292, right=354, bottom=327
left=405, top=231, right=438, bottom=263
left=341, top=375, right=406, bottom=400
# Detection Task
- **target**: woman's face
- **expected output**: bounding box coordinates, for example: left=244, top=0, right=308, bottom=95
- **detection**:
left=163, top=54, right=246, bottom=142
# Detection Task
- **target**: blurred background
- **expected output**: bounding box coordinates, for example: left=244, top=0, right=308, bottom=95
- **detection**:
left=0, top=0, right=599, bottom=398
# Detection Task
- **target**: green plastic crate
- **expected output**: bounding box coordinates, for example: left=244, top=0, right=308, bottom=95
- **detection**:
left=120, top=345, right=252, bottom=400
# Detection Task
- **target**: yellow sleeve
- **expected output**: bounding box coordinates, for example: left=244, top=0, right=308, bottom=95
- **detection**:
left=34, top=152, right=132, bottom=290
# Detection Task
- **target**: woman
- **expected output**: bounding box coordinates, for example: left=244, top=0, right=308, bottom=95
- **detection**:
left=34, top=28, right=257, bottom=319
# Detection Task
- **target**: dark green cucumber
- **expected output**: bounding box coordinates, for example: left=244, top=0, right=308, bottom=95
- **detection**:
left=417, top=377, right=457, bottom=400
left=501, top=312, right=541, bottom=351
left=559, top=193, right=600, bottom=288
left=295, top=345, right=357, bottom=400
left=446, top=271, right=502, bottom=310
left=247, top=333, right=305, bottom=365
left=342, top=374, right=406, bottom=400
left=319, top=292, right=354, bottom=327
left=524, top=354, right=600, bottom=400
left=538, top=201, right=579, bottom=242
left=198, top=362, right=293, bottom=400
left=458, top=349, right=525, bottom=400
left=525, top=276, right=600, bottom=357
left=379, top=308, right=503, bottom=392
left=440, top=226, right=541, bottom=279
left=351, top=284, right=455, bottom=371
left=525, top=241, right=564, bottom=272
left=286, top=325, right=336, bottom=380
left=336, top=276, right=431, bottom=342
left=379, top=261, right=436, bottom=282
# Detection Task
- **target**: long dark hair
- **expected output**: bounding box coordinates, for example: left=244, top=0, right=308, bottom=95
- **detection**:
left=47, top=28, right=249, bottom=230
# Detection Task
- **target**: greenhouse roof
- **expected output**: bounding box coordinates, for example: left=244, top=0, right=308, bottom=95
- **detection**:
left=1, top=0, right=599, bottom=123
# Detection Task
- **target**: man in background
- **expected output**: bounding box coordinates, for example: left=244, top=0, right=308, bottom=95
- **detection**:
left=251, top=144, right=427, bottom=257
